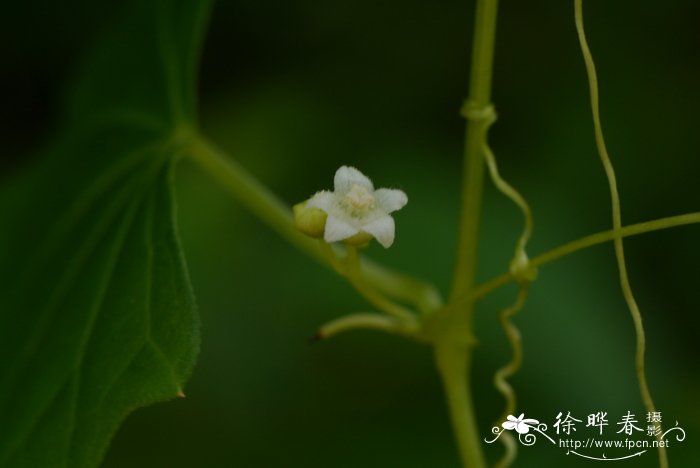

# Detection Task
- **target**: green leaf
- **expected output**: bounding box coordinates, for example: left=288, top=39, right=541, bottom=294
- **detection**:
left=0, top=0, right=211, bottom=466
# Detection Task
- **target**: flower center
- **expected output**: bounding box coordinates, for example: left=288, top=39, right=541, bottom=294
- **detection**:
left=343, top=184, right=375, bottom=213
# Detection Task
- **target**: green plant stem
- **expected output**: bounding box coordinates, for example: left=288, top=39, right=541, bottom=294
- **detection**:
left=434, top=1, right=499, bottom=467
left=319, top=243, right=417, bottom=323
left=464, top=211, right=700, bottom=304
left=344, top=247, right=417, bottom=322
left=435, top=338, right=485, bottom=468
left=574, top=2, right=666, bottom=466
left=450, top=0, right=499, bottom=300
left=185, top=135, right=442, bottom=314
left=316, top=313, right=419, bottom=340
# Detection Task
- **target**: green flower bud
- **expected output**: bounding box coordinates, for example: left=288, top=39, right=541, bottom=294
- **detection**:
left=509, top=249, right=538, bottom=284
left=293, top=201, right=327, bottom=238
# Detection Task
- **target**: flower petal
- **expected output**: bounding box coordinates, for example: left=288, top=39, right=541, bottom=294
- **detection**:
left=334, top=166, right=374, bottom=194
left=324, top=215, right=359, bottom=242
left=306, top=191, right=336, bottom=213
left=502, top=421, right=517, bottom=430
left=374, top=188, right=407, bottom=213
left=362, top=215, right=395, bottom=248
left=515, top=424, right=530, bottom=435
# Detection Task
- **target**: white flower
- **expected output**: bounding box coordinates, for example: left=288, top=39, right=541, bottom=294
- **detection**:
left=306, top=166, right=407, bottom=248
left=502, top=413, right=540, bottom=434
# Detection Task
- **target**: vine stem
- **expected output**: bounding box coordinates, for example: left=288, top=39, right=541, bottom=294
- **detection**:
left=574, top=2, right=667, bottom=466
left=434, top=0, right=499, bottom=467
left=450, top=0, right=499, bottom=300
left=319, top=243, right=417, bottom=322
left=185, top=135, right=443, bottom=314
left=464, top=211, right=700, bottom=305
left=435, top=340, right=484, bottom=468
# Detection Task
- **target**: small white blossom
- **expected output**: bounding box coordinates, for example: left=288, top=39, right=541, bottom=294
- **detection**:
left=306, top=166, right=407, bottom=248
left=502, top=413, right=539, bottom=435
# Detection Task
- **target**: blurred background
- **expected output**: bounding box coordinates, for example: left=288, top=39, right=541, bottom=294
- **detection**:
left=2, top=0, right=699, bottom=466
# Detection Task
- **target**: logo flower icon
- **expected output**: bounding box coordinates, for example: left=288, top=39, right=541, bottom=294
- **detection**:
left=502, top=413, right=540, bottom=434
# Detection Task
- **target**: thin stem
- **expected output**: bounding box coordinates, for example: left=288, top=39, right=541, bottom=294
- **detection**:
left=533, top=212, right=700, bottom=269
left=481, top=112, right=533, bottom=253
left=475, top=64, right=534, bottom=468
left=359, top=255, right=444, bottom=316
left=319, top=242, right=346, bottom=275
left=322, top=244, right=417, bottom=323
left=465, top=211, right=700, bottom=304
left=315, top=313, right=416, bottom=340
left=575, top=3, right=667, bottom=466
left=185, top=135, right=442, bottom=315
left=492, top=286, right=528, bottom=468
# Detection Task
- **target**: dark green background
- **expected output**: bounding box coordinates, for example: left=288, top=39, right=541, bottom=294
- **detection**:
left=2, top=0, right=698, bottom=466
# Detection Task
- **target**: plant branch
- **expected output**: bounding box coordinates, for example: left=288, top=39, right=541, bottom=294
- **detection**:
left=314, top=313, right=418, bottom=341
left=319, top=244, right=418, bottom=323
left=185, top=135, right=443, bottom=315
left=464, top=211, right=700, bottom=304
